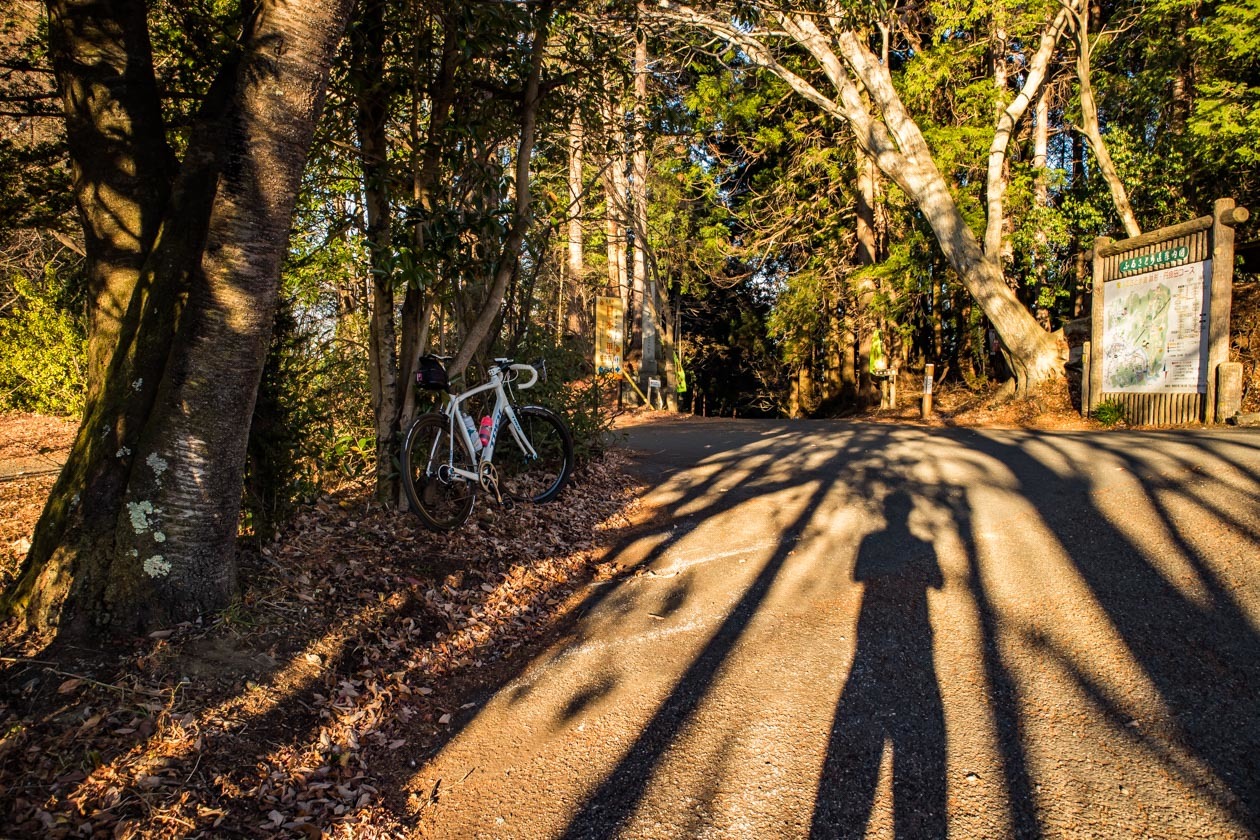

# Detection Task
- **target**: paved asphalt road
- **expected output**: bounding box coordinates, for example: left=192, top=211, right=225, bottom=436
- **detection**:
left=416, top=418, right=1260, bottom=839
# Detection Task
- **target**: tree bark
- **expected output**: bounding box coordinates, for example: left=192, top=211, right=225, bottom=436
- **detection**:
left=855, top=151, right=878, bottom=408
left=655, top=1, right=1066, bottom=392
left=1033, top=86, right=1052, bottom=327
left=564, top=109, right=586, bottom=337
left=5, top=0, right=353, bottom=637
left=602, top=73, right=630, bottom=306
left=46, top=0, right=177, bottom=401
left=352, top=0, right=401, bottom=505
left=1070, top=2, right=1141, bottom=238
left=395, top=4, right=463, bottom=485
left=983, top=6, right=1069, bottom=258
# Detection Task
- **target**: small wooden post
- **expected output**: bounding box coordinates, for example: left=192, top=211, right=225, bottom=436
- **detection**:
left=1208, top=198, right=1248, bottom=422
left=1217, top=362, right=1243, bottom=423
left=922, top=364, right=934, bottom=418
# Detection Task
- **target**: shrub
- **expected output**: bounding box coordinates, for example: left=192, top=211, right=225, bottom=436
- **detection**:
left=1092, top=398, right=1126, bottom=427
left=0, top=270, right=85, bottom=416
left=244, top=301, right=373, bottom=539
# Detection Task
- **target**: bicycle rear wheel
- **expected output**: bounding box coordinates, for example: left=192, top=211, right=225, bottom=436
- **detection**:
left=496, top=405, right=574, bottom=503
left=401, top=413, right=476, bottom=531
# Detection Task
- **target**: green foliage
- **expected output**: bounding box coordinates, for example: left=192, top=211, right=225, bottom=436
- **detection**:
left=243, top=301, right=373, bottom=539
left=0, top=270, right=85, bottom=416
left=1187, top=1, right=1260, bottom=174
left=1092, top=398, right=1126, bottom=427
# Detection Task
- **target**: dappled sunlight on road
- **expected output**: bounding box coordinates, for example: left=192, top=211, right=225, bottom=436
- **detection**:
left=413, top=421, right=1260, bottom=839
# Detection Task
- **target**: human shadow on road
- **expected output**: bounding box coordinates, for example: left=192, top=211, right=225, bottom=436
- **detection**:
left=810, top=489, right=946, bottom=840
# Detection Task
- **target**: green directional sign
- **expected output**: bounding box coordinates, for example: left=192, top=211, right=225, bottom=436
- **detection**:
left=1118, top=245, right=1190, bottom=275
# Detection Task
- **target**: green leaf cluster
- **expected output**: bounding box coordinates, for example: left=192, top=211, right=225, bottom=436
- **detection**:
left=0, top=270, right=86, bottom=416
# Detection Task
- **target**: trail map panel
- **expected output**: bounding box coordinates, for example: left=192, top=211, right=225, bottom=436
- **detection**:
left=1102, top=260, right=1212, bottom=393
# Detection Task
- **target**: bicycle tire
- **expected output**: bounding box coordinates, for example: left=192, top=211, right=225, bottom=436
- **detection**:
left=401, top=413, right=476, bottom=531
left=496, top=405, right=574, bottom=504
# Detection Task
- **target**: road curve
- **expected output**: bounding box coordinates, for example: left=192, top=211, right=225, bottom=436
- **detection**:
left=415, top=418, right=1260, bottom=839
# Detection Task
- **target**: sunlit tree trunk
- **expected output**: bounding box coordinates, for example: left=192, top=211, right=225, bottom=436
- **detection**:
left=450, top=5, right=551, bottom=378
left=1070, top=1, right=1140, bottom=238
left=855, top=152, right=878, bottom=408
left=657, top=1, right=1068, bottom=393
left=563, top=109, right=586, bottom=337
left=599, top=63, right=630, bottom=323
left=4, top=0, right=353, bottom=638
left=630, top=22, right=656, bottom=382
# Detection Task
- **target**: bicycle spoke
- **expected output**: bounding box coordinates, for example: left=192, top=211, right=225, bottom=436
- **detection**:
left=401, top=413, right=476, bottom=530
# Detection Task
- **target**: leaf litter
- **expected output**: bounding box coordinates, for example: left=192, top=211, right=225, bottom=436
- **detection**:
left=1, top=431, right=643, bottom=839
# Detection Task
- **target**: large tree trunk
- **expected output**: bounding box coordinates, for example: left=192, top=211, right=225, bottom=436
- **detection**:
left=47, top=0, right=177, bottom=401
left=656, top=2, right=1067, bottom=393
left=4, top=0, right=353, bottom=638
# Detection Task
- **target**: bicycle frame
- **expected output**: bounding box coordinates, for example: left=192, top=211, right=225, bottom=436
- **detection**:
left=435, top=362, right=541, bottom=484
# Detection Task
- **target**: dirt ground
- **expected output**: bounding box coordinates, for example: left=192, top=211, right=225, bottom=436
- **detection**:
left=0, top=413, right=75, bottom=592
left=622, top=378, right=1104, bottom=432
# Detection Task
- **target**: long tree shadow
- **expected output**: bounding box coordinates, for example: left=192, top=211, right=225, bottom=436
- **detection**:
left=550, top=422, right=1042, bottom=839
left=555, top=424, right=878, bottom=838
left=403, top=420, right=1256, bottom=838
left=937, top=481, right=1043, bottom=839
left=969, top=429, right=1260, bottom=830
left=811, top=489, right=946, bottom=840
left=510, top=422, right=876, bottom=692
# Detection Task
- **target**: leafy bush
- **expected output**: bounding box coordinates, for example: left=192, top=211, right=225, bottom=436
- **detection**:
left=244, top=301, right=373, bottom=539
left=0, top=271, right=85, bottom=416
left=1092, top=398, right=1126, bottom=427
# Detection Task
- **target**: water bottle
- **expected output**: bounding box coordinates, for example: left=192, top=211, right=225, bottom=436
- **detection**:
left=478, top=416, right=493, bottom=448
left=461, top=413, right=482, bottom=452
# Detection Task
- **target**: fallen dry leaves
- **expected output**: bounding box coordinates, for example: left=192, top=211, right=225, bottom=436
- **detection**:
left=0, top=427, right=643, bottom=839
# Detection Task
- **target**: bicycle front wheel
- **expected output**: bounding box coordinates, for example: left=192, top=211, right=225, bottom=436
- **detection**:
left=401, top=413, right=476, bottom=531
left=496, top=405, right=574, bottom=503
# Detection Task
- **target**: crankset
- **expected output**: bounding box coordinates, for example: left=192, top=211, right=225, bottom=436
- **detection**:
left=479, top=462, right=514, bottom=510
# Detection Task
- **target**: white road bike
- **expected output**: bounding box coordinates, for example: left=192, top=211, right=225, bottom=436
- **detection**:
left=401, top=355, right=574, bottom=531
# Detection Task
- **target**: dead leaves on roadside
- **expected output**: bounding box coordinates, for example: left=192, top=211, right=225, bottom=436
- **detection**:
left=0, top=451, right=641, bottom=838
